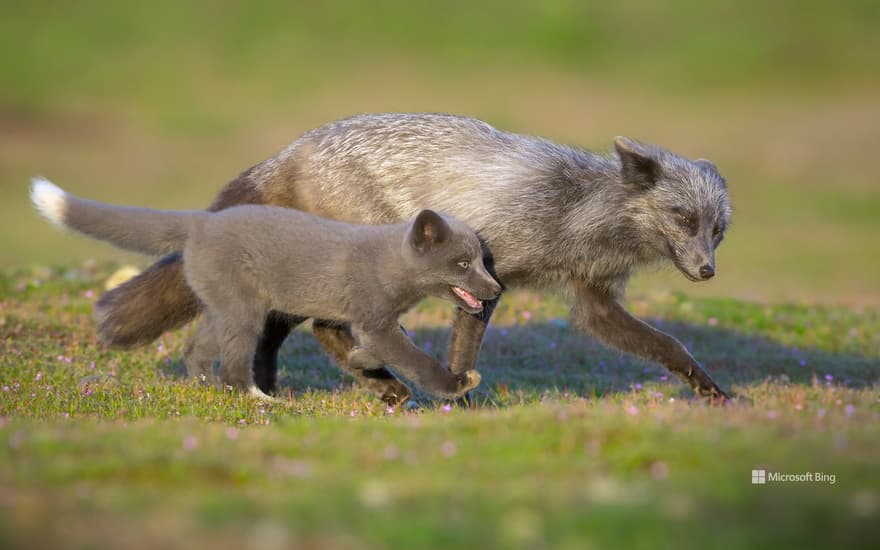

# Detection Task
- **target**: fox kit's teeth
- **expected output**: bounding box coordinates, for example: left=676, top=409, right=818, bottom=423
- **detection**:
left=30, top=177, right=67, bottom=226
left=452, top=286, right=482, bottom=309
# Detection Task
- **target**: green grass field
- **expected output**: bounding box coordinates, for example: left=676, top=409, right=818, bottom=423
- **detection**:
left=2, top=1, right=879, bottom=548
left=1, top=266, right=878, bottom=549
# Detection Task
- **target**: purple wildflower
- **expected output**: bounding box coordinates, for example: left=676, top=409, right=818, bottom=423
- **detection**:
left=441, top=440, right=457, bottom=457
left=182, top=435, right=198, bottom=451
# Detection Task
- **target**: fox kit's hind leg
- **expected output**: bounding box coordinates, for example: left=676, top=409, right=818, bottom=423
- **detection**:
left=352, top=325, right=481, bottom=399
left=313, top=321, right=411, bottom=406
left=189, top=270, right=267, bottom=393
left=183, top=316, right=220, bottom=386
left=213, top=315, right=262, bottom=391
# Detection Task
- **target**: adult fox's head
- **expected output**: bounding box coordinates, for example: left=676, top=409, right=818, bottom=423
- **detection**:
left=615, top=137, right=731, bottom=282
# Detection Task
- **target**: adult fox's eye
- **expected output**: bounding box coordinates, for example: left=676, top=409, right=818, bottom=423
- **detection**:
left=457, top=260, right=470, bottom=270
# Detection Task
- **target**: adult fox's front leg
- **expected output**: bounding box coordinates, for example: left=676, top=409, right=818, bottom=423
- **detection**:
left=571, top=281, right=729, bottom=401
left=446, top=298, right=499, bottom=375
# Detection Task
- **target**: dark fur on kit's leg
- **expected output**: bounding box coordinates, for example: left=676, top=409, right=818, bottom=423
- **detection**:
left=572, top=282, right=730, bottom=403
left=252, top=311, right=306, bottom=394
left=312, top=320, right=411, bottom=406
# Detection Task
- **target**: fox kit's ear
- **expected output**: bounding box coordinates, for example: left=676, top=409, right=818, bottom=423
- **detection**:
left=409, top=209, right=450, bottom=252
left=614, top=136, right=660, bottom=189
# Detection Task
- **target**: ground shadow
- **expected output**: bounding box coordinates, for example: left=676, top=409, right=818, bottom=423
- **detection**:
left=214, top=316, right=877, bottom=403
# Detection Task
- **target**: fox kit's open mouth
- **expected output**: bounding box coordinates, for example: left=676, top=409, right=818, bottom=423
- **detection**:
left=451, top=286, right=483, bottom=313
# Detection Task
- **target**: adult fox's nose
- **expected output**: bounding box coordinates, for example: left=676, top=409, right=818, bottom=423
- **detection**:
left=699, top=264, right=715, bottom=280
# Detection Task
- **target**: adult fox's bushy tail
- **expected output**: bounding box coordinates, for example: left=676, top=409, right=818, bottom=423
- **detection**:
left=30, top=178, right=210, bottom=347
left=30, top=177, right=203, bottom=256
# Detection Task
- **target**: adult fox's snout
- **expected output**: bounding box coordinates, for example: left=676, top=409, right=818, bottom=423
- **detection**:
left=673, top=244, right=716, bottom=282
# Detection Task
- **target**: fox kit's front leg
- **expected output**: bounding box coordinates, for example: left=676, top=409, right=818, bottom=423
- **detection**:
left=313, top=321, right=411, bottom=406
left=572, top=282, right=729, bottom=401
left=351, top=325, right=481, bottom=399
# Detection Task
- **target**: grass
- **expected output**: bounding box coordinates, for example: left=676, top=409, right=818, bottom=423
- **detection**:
left=1, top=264, right=878, bottom=548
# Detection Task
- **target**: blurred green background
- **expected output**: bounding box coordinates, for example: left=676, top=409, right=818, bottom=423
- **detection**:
left=2, top=0, right=878, bottom=306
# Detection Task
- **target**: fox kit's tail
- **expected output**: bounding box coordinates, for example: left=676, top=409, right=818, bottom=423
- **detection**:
left=30, top=177, right=204, bottom=256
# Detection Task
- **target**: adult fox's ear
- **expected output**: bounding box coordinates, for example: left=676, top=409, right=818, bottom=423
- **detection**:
left=695, top=158, right=727, bottom=188
left=409, top=209, right=450, bottom=252
left=695, top=158, right=718, bottom=172
left=614, top=136, right=661, bottom=189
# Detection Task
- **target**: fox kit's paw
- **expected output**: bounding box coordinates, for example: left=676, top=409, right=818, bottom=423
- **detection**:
left=455, top=370, right=481, bottom=395
left=247, top=385, right=280, bottom=402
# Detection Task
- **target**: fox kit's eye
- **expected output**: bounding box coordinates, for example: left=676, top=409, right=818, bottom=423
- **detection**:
left=457, top=260, right=470, bottom=270
left=713, top=225, right=722, bottom=238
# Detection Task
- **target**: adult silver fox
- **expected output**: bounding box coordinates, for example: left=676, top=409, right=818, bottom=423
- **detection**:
left=93, top=113, right=732, bottom=400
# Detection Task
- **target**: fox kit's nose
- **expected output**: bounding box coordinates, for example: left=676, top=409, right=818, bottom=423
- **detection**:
left=489, top=281, right=502, bottom=298
left=699, top=264, right=715, bottom=280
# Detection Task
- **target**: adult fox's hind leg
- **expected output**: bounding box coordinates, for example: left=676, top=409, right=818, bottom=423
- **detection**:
left=252, top=311, right=308, bottom=395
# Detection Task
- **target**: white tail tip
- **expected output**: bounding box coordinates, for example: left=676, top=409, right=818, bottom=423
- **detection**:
left=30, top=177, right=67, bottom=226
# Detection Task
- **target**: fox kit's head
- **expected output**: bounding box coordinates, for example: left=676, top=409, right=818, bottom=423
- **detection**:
left=404, top=210, right=502, bottom=313
left=615, top=137, right=731, bottom=282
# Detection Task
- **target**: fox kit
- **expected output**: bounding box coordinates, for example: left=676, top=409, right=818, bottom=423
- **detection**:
left=77, top=113, right=731, bottom=401
left=31, top=179, right=500, bottom=401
